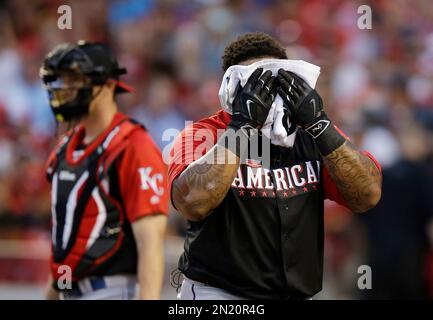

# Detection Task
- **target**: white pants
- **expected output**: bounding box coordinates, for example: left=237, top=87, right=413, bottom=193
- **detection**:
left=60, top=275, right=137, bottom=300
left=177, top=277, right=314, bottom=300
left=177, top=277, right=247, bottom=300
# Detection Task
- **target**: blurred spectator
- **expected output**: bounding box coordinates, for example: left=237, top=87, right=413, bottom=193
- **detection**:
left=358, top=121, right=433, bottom=299
left=130, top=61, right=186, bottom=150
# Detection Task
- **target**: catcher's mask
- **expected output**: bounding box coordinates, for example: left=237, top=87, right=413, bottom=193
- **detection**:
left=40, top=41, right=134, bottom=122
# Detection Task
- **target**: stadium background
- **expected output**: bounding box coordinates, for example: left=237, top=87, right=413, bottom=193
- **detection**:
left=0, top=0, right=432, bottom=299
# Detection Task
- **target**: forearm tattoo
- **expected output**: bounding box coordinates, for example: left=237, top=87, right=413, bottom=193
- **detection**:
left=323, top=141, right=382, bottom=212
left=172, top=145, right=240, bottom=216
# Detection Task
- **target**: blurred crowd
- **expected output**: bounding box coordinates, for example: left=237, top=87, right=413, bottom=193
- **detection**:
left=0, top=0, right=433, bottom=299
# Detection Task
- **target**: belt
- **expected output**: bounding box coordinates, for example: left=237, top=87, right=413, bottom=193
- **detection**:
left=61, top=275, right=137, bottom=298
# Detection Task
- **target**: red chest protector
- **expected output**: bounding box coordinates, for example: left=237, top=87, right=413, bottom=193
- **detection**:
left=46, top=118, right=142, bottom=281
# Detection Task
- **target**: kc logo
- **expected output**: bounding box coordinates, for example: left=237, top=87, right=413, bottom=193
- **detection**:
left=138, top=167, right=164, bottom=196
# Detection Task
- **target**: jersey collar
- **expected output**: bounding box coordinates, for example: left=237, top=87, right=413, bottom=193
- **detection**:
left=65, top=112, right=127, bottom=165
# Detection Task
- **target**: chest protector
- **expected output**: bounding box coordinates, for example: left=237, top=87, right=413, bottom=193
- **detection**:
left=47, top=119, right=142, bottom=281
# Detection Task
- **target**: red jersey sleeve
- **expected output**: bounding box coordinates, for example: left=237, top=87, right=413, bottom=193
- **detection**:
left=117, top=130, right=169, bottom=222
left=168, top=118, right=224, bottom=208
left=168, top=123, right=218, bottom=203
left=323, top=165, right=347, bottom=206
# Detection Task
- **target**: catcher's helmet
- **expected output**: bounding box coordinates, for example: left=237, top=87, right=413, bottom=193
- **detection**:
left=40, top=40, right=133, bottom=122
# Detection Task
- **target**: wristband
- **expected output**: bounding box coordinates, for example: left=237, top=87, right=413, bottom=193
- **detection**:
left=304, top=114, right=346, bottom=156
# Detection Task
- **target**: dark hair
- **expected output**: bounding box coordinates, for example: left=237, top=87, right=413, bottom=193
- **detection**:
left=221, top=32, right=288, bottom=71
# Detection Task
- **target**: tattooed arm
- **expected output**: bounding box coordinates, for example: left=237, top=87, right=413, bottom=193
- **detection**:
left=276, top=69, right=382, bottom=212
left=172, top=130, right=243, bottom=221
left=172, top=68, right=276, bottom=221
left=323, top=141, right=382, bottom=213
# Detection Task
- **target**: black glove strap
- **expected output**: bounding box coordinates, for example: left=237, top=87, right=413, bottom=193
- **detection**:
left=305, top=114, right=346, bottom=156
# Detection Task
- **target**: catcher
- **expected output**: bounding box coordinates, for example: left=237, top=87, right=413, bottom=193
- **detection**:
left=40, top=41, right=168, bottom=300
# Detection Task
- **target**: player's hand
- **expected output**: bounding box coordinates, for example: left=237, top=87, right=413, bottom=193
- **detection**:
left=276, top=69, right=326, bottom=132
left=229, top=68, right=276, bottom=131
left=277, top=69, right=346, bottom=155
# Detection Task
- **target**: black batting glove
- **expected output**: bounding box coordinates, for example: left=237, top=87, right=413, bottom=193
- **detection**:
left=277, top=69, right=325, bottom=129
left=229, top=68, right=276, bottom=131
left=277, top=69, right=346, bottom=155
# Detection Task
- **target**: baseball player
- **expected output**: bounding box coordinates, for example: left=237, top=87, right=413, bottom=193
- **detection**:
left=40, top=41, right=168, bottom=300
left=169, top=32, right=382, bottom=299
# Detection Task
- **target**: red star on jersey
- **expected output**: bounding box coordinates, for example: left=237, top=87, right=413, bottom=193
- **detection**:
left=303, top=187, right=308, bottom=192
left=292, top=189, right=297, bottom=194
left=239, top=190, right=245, bottom=196
left=283, top=191, right=289, bottom=197
left=250, top=191, right=257, bottom=197
left=261, top=191, right=267, bottom=197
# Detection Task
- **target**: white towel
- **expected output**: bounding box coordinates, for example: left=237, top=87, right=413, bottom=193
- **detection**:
left=218, top=59, right=321, bottom=148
